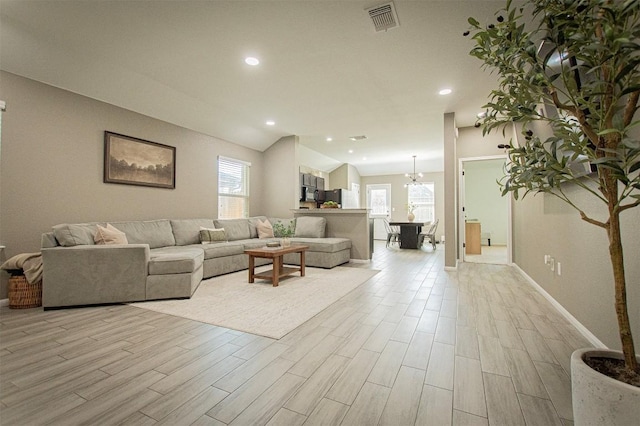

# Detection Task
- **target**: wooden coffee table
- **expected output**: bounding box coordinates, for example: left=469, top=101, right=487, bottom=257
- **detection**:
left=244, top=245, right=309, bottom=287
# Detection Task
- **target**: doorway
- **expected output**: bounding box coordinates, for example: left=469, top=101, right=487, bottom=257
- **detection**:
left=366, top=184, right=391, bottom=240
left=459, top=156, right=511, bottom=264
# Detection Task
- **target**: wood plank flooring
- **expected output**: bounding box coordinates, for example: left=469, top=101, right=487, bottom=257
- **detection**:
left=0, top=241, right=589, bottom=425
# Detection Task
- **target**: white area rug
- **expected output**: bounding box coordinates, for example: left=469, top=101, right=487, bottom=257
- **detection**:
left=130, top=266, right=379, bottom=339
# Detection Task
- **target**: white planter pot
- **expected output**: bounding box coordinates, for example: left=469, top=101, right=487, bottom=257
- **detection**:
left=571, top=348, right=640, bottom=426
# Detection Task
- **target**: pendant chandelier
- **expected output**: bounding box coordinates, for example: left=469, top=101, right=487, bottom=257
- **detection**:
left=404, top=155, right=423, bottom=187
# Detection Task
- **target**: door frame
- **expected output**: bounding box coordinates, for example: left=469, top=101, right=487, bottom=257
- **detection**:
left=458, top=155, right=512, bottom=264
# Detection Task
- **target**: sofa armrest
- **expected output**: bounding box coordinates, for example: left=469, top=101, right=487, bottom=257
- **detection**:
left=42, top=244, right=150, bottom=308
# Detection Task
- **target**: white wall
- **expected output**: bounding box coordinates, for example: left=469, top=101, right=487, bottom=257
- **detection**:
left=463, top=158, right=508, bottom=245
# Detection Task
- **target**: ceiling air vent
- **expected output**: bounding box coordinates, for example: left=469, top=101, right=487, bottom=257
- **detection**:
left=366, top=2, right=399, bottom=32
left=349, top=135, right=367, bottom=141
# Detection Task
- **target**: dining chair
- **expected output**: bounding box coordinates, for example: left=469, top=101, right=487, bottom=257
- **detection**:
left=418, top=219, right=439, bottom=250
left=383, top=219, right=400, bottom=247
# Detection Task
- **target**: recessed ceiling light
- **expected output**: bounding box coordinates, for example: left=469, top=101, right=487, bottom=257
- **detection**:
left=265, top=120, right=275, bottom=126
left=245, top=57, right=260, bottom=66
left=362, top=157, right=367, bottom=161
left=348, top=149, right=354, bottom=154
left=439, top=88, right=452, bottom=95
left=326, top=137, right=333, bottom=142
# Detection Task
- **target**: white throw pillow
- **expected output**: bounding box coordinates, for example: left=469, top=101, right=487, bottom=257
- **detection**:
left=256, top=219, right=274, bottom=239
left=94, top=223, right=128, bottom=245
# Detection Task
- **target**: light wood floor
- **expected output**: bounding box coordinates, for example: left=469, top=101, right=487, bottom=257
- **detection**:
left=0, top=241, right=588, bottom=425
left=464, top=246, right=509, bottom=265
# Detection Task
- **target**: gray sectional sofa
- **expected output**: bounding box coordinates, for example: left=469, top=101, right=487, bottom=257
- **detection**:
left=40, top=216, right=351, bottom=308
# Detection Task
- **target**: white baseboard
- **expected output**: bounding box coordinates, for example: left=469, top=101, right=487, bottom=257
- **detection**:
left=513, top=264, right=607, bottom=349
left=350, top=259, right=371, bottom=264
left=0, top=298, right=8, bottom=307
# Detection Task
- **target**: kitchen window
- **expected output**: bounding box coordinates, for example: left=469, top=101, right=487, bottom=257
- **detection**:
left=218, top=156, right=250, bottom=219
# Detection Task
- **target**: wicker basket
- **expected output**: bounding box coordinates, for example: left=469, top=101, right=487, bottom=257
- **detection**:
left=8, top=275, right=42, bottom=309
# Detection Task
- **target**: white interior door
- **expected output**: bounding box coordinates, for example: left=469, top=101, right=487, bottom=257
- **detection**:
left=367, top=184, right=391, bottom=240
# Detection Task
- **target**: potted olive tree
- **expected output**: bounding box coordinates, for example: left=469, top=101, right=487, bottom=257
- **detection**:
left=466, top=0, right=639, bottom=423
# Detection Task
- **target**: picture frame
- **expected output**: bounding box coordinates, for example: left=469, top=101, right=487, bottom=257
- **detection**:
left=104, top=131, right=176, bottom=189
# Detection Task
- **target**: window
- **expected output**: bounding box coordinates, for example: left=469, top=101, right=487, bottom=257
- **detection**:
left=408, top=182, right=435, bottom=223
left=218, top=156, right=250, bottom=219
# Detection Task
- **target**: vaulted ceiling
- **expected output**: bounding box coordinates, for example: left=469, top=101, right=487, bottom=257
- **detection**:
left=0, top=0, right=504, bottom=175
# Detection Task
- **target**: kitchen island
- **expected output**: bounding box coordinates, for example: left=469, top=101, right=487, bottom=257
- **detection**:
left=292, top=209, right=372, bottom=261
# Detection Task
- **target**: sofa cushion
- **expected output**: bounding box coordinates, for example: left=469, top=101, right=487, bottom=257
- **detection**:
left=149, top=247, right=204, bottom=275
left=95, top=224, right=128, bottom=245
left=248, top=216, right=268, bottom=238
left=214, top=219, right=251, bottom=241
left=268, top=218, right=296, bottom=237
left=196, top=242, right=246, bottom=259
left=200, top=227, right=227, bottom=244
left=111, top=220, right=175, bottom=249
left=290, top=237, right=351, bottom=253
left=171, top=219, right=215, bottom=246
left=52, top=223, right=98, bottom=247
left=294, top=216, right=326, bottom=238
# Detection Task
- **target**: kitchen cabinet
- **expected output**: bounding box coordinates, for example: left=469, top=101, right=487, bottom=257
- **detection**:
left=302, top=173, right=316, bottom=187
left=316, top=177, right=325, bottom=190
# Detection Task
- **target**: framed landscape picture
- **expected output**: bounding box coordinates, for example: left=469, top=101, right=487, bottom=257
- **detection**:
left=104, top=131, right=176, bottom=189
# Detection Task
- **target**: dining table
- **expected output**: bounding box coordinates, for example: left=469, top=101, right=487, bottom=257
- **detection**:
left=389, top=221, right=428, bottom=249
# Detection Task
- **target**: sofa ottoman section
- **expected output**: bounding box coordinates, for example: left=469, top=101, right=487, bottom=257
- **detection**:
left=284, top=237, right=351, bottom=268
left=146, top=247, right=205, bottom=300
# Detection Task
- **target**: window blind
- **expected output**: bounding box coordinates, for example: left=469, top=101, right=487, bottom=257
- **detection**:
left=218, top=156, right=250, bottom=218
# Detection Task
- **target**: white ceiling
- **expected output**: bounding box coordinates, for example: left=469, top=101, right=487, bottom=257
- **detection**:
left=0, top=0, right=503, bottom=176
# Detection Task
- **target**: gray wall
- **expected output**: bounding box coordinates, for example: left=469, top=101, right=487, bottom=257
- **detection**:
left=329, top=164, right=348, bottom=189
left=443, top=112, right=457, bottom=268
left=0, top=72, right=265, bottom=295
left=458, top=123, right=639, bottom=352
left=329, top=163, right=360, bottom=191
left=262, top=135, right=298, bottom=218
left=360, top=172, right=445, bottom=242
left=457, top=125, right=515, bottom=158
left=347, top=164, right=361, bottom=192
